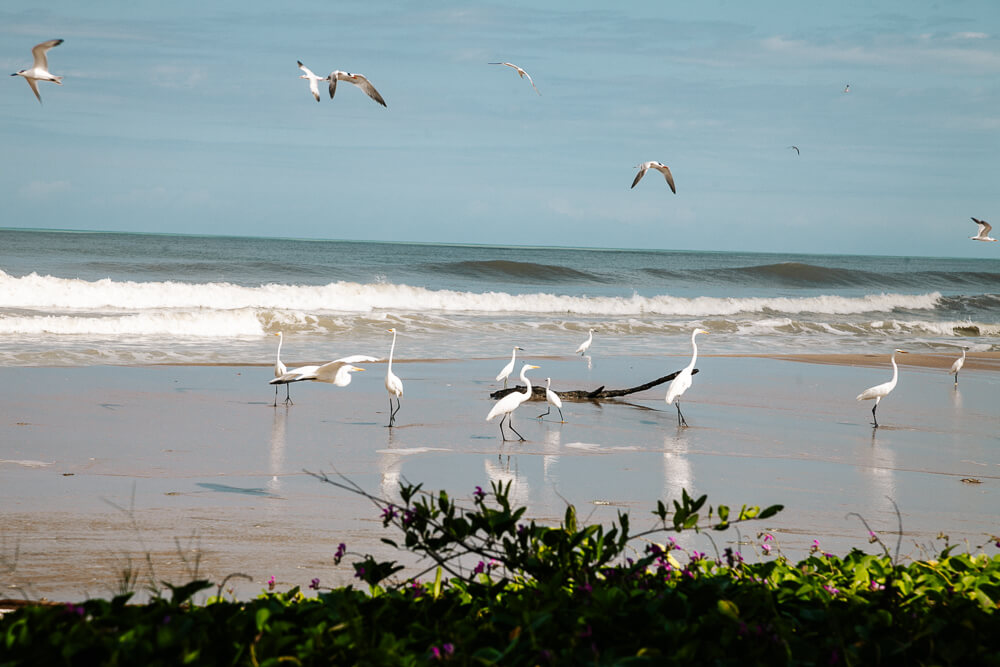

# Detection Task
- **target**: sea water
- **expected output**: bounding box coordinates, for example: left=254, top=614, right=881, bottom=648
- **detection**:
left=1, top=228, right=997, bottom=365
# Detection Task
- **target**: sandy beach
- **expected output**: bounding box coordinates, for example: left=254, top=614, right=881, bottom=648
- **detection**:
left=2, top=353, right=998, bottom=602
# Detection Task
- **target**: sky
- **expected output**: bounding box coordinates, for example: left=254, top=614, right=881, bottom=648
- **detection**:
left=1, top=0, right=998, bottom=258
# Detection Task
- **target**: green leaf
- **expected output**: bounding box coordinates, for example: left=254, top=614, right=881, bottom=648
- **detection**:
left=255, top=607, right=271, bottom=632
left=717, top=599, right=740, bottom=621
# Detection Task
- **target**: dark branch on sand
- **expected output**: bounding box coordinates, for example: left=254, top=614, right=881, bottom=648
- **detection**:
left=489, top=368, right=699, bottom=402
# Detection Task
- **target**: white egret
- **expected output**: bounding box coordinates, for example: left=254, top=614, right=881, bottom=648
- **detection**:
left=496, top=346, right=524, bottom=388
left=949, top=347, right=968, bottom=387
left=970, top=218, right=997, bottom=242
left=270, top=353, right=380, bottom=399
left=328, top=70, right=387, bottom=107
left=385, top=328, right=404, bottom=426
left=487, top=363, right=539, bottom=441
left=536, top=377, right=565, bottom=422
left=12, top=39, right=63, bottom=104
left=272, top=332, right=290, bottom=406
left=631, top=161, right=676, bottom=193
left=665, top=328, right=708, bottom=427
left=856, top=349, right=908, bottom=427
left=488, top=62, right=541, bottom=95
left=297, top=61, right=326, bottom=102
left=575, top=329, right=594, bottom=356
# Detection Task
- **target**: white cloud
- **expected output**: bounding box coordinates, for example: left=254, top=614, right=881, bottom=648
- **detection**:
left=758, top=34, right=1000, bottom=72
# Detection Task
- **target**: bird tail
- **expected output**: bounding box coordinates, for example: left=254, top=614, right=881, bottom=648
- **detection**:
left=53, top=76, right=63, bottom=85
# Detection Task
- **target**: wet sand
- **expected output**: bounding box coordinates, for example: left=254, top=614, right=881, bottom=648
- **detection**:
left=2, top=354, right=998, bottom=602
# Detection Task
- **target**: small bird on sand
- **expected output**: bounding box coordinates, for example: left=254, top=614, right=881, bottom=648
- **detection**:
left=856, top=349, right=907, bottom=428
left=631, top=161, right=676, bottom=193
left=488, top=62, right=541, bottom=95
left=970, top=218, right=997, bottom=242
left=11, top=39, right=64, bottom=104
left=328, top=70, right=387, bottom=107
left=949, top=347, right=967, bottom=387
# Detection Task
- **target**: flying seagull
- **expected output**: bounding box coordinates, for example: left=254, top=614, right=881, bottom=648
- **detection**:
left=970, top=217, right=997, bottom=242
left=631, top=161, right=676, bottom=193
left=11, top=39, right=64, bottom=104
left=843, top=84, right=850, bottom=93
left=788, top=145, right=800, bottom=155
left=488, top=62, right=541, bottom=95
left=328, top=70, right=387, bottom=107
left=297, top=61, right=326, bottom=102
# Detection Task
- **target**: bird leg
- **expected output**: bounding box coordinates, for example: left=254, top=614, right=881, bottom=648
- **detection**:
left=284, top=385, right=293, bottom=406
left=392, top=397, right=401, bottom=424
left=954, top=373, right=959, bottom=388
left=536, top=406, right=551, bottom=419
left=871, top=404, right=879, bottom=428
left=675, top=402, right=688, bottom=427
left=508, top=416, right=526, bottom=442
left=498, top=414, right=509, bottom=441
left=387, top=397, right=395, bottom=427
left=273, top=386, right=279, bottom=407
left=557, top=407, right=565, bottom=423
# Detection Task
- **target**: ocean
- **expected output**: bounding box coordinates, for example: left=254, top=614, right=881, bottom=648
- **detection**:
left=1, top=228, right=997, bottom=366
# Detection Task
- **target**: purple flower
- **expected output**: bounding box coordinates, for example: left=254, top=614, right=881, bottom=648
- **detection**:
left=354, top=566, right=366, bottom=580
left=473, top=561, right=486, bottom=575
left=761, top=544, right=771, bottom=554
left=690, top=550, right=704, bottom=562
left=381, top=505, right=397, bottom=522
left=763, top=533, right=775, bottom=543
left=430, top=646, right=442, bottom=660
left=64, top=604, right=85, bottom=617
left=870, top=581, right=885, bottom=591
left=266, top=575, right=276, bottom=591
left=868, top=530, right=878, bottom=544
left=577, top=582, right=593, bottom=594
left=309, top=577, right=320, bottom=590
left=810, top=539, right=821, bottom=553
left=443, top=643, right=455, bottom=656
left=823, top=584, right=840, bottom=596
left=402, top=509, right=416, bottom=526
left=473, top=486, right=486, bottom=502
left=334, top=543, right=347, bottom=565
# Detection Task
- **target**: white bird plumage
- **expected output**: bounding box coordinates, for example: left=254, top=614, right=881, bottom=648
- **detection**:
left=536, top=377, right=565, bottom=422
left=328, top=70, right=387, bottom=107
left=272, top=332, right=291, bottom=405
left=970, top=217, right=997, bottom=242
left=11, top=39, right=64, bottom=104
left=949, top=347, right=967, bottom=387
left=487, top=363, right=539, bottom=441
left=575, top=329, right=594, bottom=356
left=496, top=346, right=524, bottom=388
left=488, top=62, right=540, bottom=95
left=297, top=61, right=326, bottom=102
left=856, top=349, right=908, bottom=427
left=665, top=328, right=708, bottom=427
left=270, top=353, right=379, bottom=393
left=385, top=328, right=404, bottom=426
left=631, top=161, right=676, bottom=193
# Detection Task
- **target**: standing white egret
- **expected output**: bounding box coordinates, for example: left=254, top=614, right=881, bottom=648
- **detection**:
left=949, top=347, right=968, bottom=387
left=385, top=328, right=404, bottom=426
left=11, top=39, right=63, bottom=104
left=575, top=329, right=594, bottom=356
left=665, top=328, right=708, bottom=427
left=970, top=218, right=997, bottom=242
left=631, top=161, right=676, bottom=193
left=272, top=332, right=290, bottom=406
left=536, top=377, right=565, bottom=422
left=487, top=363, right=539, bottom=441
left=496, top=346, right=524, bottom=388
left=856, top=349, right=908, bottom=427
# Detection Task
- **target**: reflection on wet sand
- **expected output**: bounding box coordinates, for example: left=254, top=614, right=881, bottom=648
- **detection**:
left=379, top=428, right=403, bottom=502
left=485, top=456, right=530, bottom=509
left=862, top=427, right=897, bottom=525
left=662, top=428, right=693, bottom=505
left=267, top=406, right=288, bottom=495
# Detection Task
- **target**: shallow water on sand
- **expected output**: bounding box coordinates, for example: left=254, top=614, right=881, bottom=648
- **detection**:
left=1, top=356, right=997, bottom=601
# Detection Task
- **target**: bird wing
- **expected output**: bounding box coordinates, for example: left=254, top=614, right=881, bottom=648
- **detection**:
left=665, top=372, right=692, bottom=404
left=336, top=354, right=381, bottom=364
left=297, top=61, right=317, bottom=78
left=949, top=358, right=963, bottom=374
left=31, top=39, right=62, bottom=70
left=658, top=165, right=676, bottom=193
left=270, top=364, right=320, bottom=384
left=789, top=146, right=800, bottom=155
left=310, top=355, right=378, bottom=384
left=972, top=217, right=992, bottom=235
left=631, top=166, right=648, bottom=189
left=308, top=77, right=320, bottom=102
left=25, top=77, right=42, bottom=104
left=547, top=388, right=563, bottom=408
left=346, top=73, right=387, bottom=107
left=327, top=72, right=339, bottom=99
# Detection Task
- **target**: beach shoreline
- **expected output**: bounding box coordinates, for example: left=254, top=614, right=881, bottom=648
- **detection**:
left=2, top=355, right=997, bottom=603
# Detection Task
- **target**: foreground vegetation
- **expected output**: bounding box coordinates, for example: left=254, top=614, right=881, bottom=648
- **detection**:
left=3, top=476, right=999, bottom=666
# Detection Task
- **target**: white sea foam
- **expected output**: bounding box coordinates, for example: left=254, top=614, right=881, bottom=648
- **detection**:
left=0, top=270, right=944, bottom=317
left=0, top=309, right=265, bottom=337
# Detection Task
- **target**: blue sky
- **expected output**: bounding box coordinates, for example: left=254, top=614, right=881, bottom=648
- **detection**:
left=2, top=1, right=998, bottom=257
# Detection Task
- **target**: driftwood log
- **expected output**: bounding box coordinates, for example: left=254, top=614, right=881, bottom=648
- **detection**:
left=489, top=368, right=698, bottom=402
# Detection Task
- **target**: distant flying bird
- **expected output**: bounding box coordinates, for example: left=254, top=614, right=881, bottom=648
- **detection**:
left=575, top=329, right=594, bottom=356
left=487, top=363, right=540, bottom=441
left=11, top=39, right=64, bottom=104
left=856, top=349, right=907, bottom=428
left=970, top=217, right=997, bottom=242
left=788, top=146, right=800, bottom=155
left=631, top=161, right=676, bottom=193
left=843, top=84, right=850, bottom=93
left=488, top=62, right=541, bottom=95
left=496, top=346, right=524, bottom=388
left=949, top=347, right=968, bottom=387
left=297, top=61, right=326, bottom=102
left=328, top=70, right=387, bottom=107
left=537, top=377, right=565, bottom=422
left=385, top=328, right=404, bottom=427
left=665, top=328, right=708, bottom=427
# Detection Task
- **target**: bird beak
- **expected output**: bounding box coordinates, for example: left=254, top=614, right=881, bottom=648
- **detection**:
left=352, top=367, right=366, bottom=372
left=529, top=365, right=540, bottom=369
